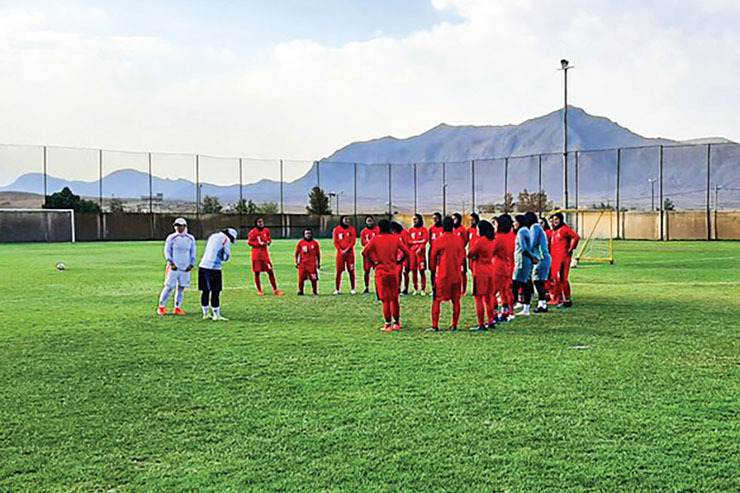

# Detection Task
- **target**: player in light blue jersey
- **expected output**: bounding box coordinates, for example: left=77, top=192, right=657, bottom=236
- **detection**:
left=512, top=214, right=538, bottom=316
left=198, top=227, right=237, bottom=321
left=157, top=218, right=197, bottom=315
left=525, top=211, right=551, bottom=313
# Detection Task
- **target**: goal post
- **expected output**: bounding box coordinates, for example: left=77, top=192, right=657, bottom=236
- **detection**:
left=549, top=208, right=614, bottom=264
left=0, top=208, right=76, bottom=243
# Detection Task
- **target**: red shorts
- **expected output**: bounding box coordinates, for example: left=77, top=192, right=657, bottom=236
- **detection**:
left=252, top=259, right=273, bottom=273
left=298, top=266, right=318, bottom=284
left=409, top=249, right=426, bottom=271
left=473, top=275, right=494, bottom=297
left=375, top=272, right=399, bottom=301
left=336, top=251, right=355, bottom=272
left=434, top=279, right=462, bottom=302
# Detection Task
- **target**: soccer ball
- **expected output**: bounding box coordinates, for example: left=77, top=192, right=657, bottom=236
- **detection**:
left=570, top=258, right=579, bottom=268
left=56, top=262, right=67, bottom=271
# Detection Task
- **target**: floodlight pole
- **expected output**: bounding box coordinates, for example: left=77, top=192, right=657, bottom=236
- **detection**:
left=42, top=146, right=47, bottom=198
left=648, top=178, right=657, bottom=211
left=714, top=185, right=721, bottom=240
left=559, top=59, right=574, bottom=209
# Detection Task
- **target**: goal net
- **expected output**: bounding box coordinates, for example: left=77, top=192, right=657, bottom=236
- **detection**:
left=0, top=208, right=76, bottom=243
left=553, top=209, right=614, bottom=264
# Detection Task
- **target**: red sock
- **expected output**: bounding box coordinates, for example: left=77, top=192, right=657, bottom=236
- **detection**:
left=412, top=270, right=419, bottom=291
left=403, top=271, right=410, bottom=292
left=335, top=270, right=342, bottom=291
left=382, top=300, right=392, bottom=322
left=268, top=270, right=278, bottom=291
left=563, top=280, right=572, bottom=300
left=391, top=298, right=400, bottom=321
left=364, top=271, right=370, bottom=289
left=310, top=280, right=318, bottom=295
left=254, top=273, right=262, bottom=292
left=452, top=299, right=461, bottom=328
left=349, top=270, right=356, bottom=290
left=421, top=272, right=427, bottom=291
left=474, top=296, right=485, bottom=326
left=432, top=299, right=441, bottom=328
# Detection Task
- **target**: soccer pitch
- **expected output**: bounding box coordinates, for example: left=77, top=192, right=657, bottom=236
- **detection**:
left=1, top=240, right=739, bottom=491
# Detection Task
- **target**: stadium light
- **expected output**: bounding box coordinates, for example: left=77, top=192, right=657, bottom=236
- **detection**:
left=558, top=59, right=574, bottom=208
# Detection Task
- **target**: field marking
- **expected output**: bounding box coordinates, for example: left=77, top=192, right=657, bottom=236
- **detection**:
left=576, top=281, right=740, bottom=287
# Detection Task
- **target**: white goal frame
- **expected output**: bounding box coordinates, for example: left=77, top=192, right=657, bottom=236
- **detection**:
left=0, top=208, right=76, bottom=243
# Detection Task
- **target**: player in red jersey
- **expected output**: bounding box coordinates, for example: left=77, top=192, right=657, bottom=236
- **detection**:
left=452, top=212, right=469, bottom=295
left=408, top=213, right=429, bottom=295
left=247, top=218, right=284, bottom=296
left=333, top=216, right=358, bottom=295
left=493, top=214, right=516, bottom=321
left=427, top=216, right=466, bottom=332
left=468, top=220, right=497, bottom=331
left=295, top=228, right=321, bottom=296
left=360, top=216, right=380, bottom=294
left=362, top=219, right=410, bottom=332
left=428, top=212, right=444, bottom=246
left=391, top=221, right=412, bottom=295
left=549, top=212, right=580, bottom=307
left=467, top=212, right=481, bottom=274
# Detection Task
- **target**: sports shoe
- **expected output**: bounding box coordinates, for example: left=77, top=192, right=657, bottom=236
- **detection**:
left=534, top=306, right=548, bottom=314
left=513, top=302, right=523, bottom=311
left=547, top=299, right=560, bottom=306
left=351, top=289, right=357, bottom=295
left=485, top=321, right=497, bottom=330
left=402, top=289, right=409, bottom=296
left=297, top=292, right=304, bottom=296
left=274, top=290, right=285, bottom=296
left=363, top=288, right=370, bottom=295
left=450, top=326, right=459, bottom=332
left=202, top=313, right=211, bottom=320
left=257, top=291, right=265, bottom=297
left=392, top=322, right=402, bottom=331
left=157, top=306, right=167, bottom=315
left=563, top=300, right=573, bottom=308
left=212, top=314, right=229, bottom=321
left=425, top=327, right=440, bottom=332
left=469, top=325, right=487, bottom=332
left=173, top=307, right=186, bottom=315
left=515, top=309, right=530, bottom=317
left=333, top=290, right=340, bottom=295
left=380, top=323, right=393, bottom=332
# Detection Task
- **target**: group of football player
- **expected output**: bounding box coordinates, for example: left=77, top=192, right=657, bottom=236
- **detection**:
left=156, top=211, right=579, bottom=330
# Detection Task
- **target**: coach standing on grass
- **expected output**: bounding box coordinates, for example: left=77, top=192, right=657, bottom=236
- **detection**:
left=198, top=227, right=237, bottom=321
left=157, top=217, right=196, bottom=316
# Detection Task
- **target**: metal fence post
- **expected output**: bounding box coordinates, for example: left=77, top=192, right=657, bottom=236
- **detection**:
left=616, top=148, right=621, bottom=240
left=413, top=163, right=418, bottom=214
left=575, top=151, right=579, bottom=210
left=148, top=152, right=154, bottom=238
left=504, top=157, right=509, bottom=212
left=659, top=145, right=664, bottom=241
left=353, top=162, right=358, bottom=218
left=239, top=158, right=243, bottom=205
left=471, top=159, right=475, bottom=212
left=442, top=161, right=447, bottom=216
left=706, top=144, right=712, bottom=240
left=98, top=149, right=103, bottom=209
left=316, top=161, right=320, bottom=188
left=388, top=162, right=392, bottom=218
left=538, top=154, right=543, bottom=215
left=42, top=146, right=47, bottom=198
left=195, top=154, right=200, bottom=219
left=279, top=159, right=284, bottom=215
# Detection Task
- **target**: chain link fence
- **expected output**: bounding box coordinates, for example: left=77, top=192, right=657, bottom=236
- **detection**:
left=1, top=142, right=740, bottom=240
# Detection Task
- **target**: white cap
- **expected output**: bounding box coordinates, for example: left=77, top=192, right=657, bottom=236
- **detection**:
left=173, top=217, right=187, bottom=226
left=227, top=227, right=238, bottom=242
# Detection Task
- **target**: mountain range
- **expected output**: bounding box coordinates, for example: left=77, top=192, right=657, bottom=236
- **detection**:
left=2, top=107, right=737, bottom=211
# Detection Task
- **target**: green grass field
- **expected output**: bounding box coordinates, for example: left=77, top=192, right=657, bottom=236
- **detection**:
left=1, top=239, right=740, bottom=492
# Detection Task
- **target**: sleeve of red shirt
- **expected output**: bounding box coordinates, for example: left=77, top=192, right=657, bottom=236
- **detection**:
left=332, top=227, right=341, bottom=251
left=567, top=226, right=580, bottom=253
left=294, top=241, right=301, bottom=262
left=265, top=228, right=272, bottom=244
left=247, top=229, right=260, bottom=248
left=468, top=239, right=480, bottom=261
left=397, top=238, right=410, bottom=263
left=429, top=241, right=439, bottom=273
left=362, top=241, right=375, bottom=264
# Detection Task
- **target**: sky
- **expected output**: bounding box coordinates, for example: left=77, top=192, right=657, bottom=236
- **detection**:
left=1, top=0, right=739, bottom=183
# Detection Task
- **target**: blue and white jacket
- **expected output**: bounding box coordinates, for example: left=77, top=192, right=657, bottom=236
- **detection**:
left=198, top=232, right=232, bottom=270
left=164, top=230, right=197, bottom=270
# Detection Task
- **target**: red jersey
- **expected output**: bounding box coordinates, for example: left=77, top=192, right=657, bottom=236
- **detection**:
left=247, top=227, right=271, bottom=261
left=551, top=224, right=580, bottom=258
left=362, top=233, right=410, bottom=276
left=408, top=226, right=429, bottom=253
left=429, top=232, right=466, bottom=284
left=492, top=231, right=516, bottom=277
left=428, top=224, right=444, bottom=244
left=295, top=238, right=321, bottom=268
left=470, top=237, right=495, bottom=278
left=467, top=225, right=480, bottom=249
left=545, top=228, right=553, bottom=247
left=360, top=226, right=380, bottom=246
left=333, top=225, right=357, bottom=253
left=454, top=225, right=469, bottom=246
